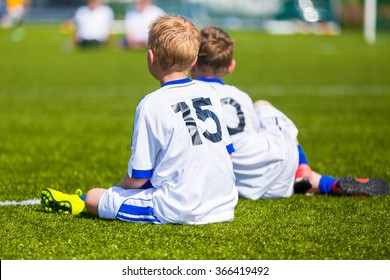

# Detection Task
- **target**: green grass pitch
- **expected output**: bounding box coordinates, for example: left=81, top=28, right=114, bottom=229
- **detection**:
left=0, top=25, right=390, bottom=260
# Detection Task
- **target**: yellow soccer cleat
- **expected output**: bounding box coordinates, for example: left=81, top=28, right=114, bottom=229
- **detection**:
left=41, top=188, right=85, bottom=215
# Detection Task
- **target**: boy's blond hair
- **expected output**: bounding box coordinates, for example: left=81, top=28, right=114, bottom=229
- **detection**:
left=148, top=14, right=200, bottom=72
left=197, top=27, right=234, bottom=77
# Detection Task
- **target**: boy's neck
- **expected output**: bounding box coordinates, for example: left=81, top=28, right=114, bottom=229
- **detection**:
left=159, top=72, right=189, bottom=87
left=197, top=76, right=224, bottom=85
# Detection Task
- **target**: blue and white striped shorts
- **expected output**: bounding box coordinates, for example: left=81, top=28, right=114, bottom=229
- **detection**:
left=98, top=186, right=161, bottom=224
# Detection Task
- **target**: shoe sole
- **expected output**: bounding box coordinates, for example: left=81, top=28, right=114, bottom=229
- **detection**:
left=336, top=176, right=390, bottom=196
left=41, top=189, right=72, bottom=214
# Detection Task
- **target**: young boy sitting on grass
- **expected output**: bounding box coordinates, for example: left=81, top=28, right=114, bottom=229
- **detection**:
left=41, top=15, right=238, bottom=224
left=190, top=26, right=389, bottom=198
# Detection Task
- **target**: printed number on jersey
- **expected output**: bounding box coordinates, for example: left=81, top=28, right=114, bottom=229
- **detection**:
left=172, top=97, right=222, bottom=145
left=221, top=97, right=245, bottom=135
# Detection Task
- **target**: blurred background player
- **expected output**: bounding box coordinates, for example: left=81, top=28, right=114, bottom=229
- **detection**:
left=191, top=26, right=389, bottom=198
left=1, top=0, right=29, bottom=29
left=62, top=0, right=114, bottom=48
left=123, top=0, right=164, bottom=49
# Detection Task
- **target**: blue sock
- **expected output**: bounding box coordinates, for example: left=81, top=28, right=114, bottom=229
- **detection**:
left=319, top=175, right=338, bottom=194
left=297, top=144, right=309, bottom=165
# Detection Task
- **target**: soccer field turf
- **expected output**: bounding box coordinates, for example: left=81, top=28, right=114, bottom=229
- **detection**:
left=0, top=25, right=389, bottom=260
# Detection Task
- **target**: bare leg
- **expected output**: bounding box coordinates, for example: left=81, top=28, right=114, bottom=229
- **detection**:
left=253, top=100, right=272, bottom=107
left=306, top=171, right=322, bottom=195
left=85, top=188, right=107, bottom=217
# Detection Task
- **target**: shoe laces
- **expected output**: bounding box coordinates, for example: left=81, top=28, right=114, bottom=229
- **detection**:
left=75, top=189, right=83, bottom=196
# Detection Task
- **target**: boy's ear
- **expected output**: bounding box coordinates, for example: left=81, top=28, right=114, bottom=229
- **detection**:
left=148, top=49, right=156, bottom=65
left=190, top=56, right=198, bottom=69
left=227, top=59, right=236, bottom=74
left=190, top=61, right=197, bottom=71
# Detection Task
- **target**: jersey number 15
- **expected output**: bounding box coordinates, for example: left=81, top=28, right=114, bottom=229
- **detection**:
left=172, top=97, right=222, bottom=146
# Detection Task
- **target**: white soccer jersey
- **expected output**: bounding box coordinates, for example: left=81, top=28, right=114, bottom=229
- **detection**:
left=198, top=78, right=299, bottom=199
left=128, top=78, right=238, bottom=224
left=74, top=5, right=114, bottom=42
left=124, top=5, right=165, bottom=43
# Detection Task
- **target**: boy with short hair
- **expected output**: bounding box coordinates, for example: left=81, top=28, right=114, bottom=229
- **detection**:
left=191, top=27, right=389, bottom=198
left=42, top=15, right=238, bottom=224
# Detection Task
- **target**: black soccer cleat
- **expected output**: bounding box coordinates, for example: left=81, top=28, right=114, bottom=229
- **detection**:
left=294, top=177, right=312, bottom=194
left=334, top=176, right=390, bottom=196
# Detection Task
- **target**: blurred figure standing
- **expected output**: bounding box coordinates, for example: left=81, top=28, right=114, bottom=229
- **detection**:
left=63, top=0, right=114, bottom=48
left=123, top=0, right=164, bottom=49
left=1, top=0, right=29, bottom=29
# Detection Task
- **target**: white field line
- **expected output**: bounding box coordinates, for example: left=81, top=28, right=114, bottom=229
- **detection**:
left=0, top=198, right=41, bottom=206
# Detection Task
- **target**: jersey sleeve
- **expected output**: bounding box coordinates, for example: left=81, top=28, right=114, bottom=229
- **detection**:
left=128, top=100, right=158, bottom=179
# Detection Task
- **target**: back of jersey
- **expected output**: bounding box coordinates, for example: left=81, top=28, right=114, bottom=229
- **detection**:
left=129, top=79, right=238, bottom=224
left=205, top=81, right=295, bottom=199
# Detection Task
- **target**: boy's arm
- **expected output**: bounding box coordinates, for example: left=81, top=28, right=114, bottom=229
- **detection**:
left=117, top=172, right=149, bottom=189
